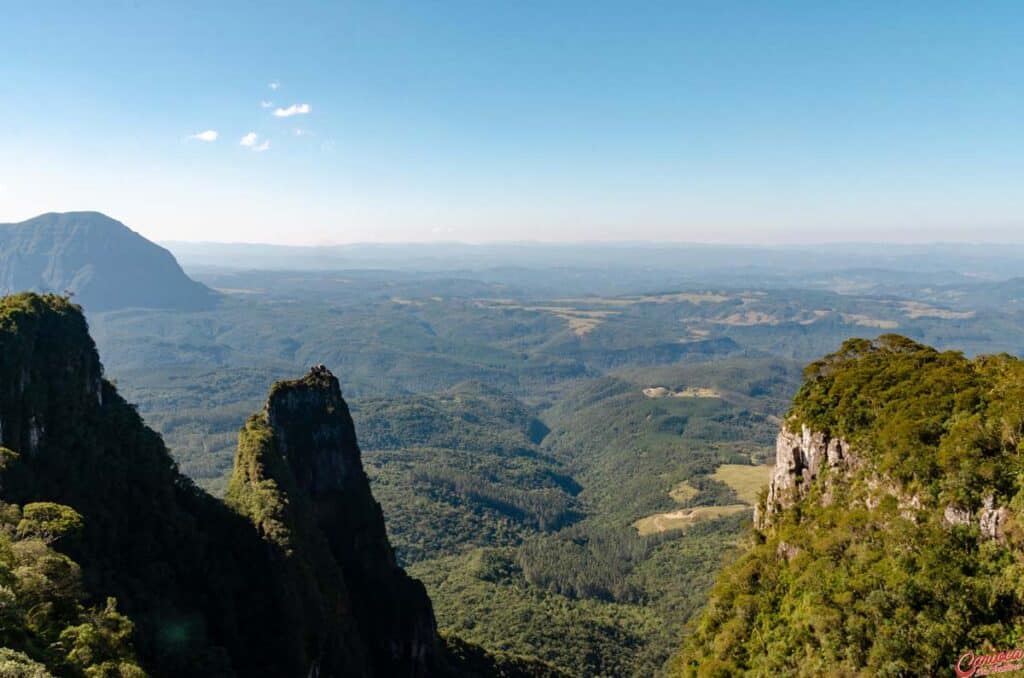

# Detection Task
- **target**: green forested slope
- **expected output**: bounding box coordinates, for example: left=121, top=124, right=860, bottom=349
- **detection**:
left=355, top=382, right=579, bottom=563
left=0, top=497, right=144, bottom=677
left=403, top=360, right=801, bottom=676
left=0, top=294, right=299, bottom=675
left=77, top=267, right=1024, bottom=676
left=0, top=293, right=548, bottom=677
left=676, top=336, right=1024, bottom=676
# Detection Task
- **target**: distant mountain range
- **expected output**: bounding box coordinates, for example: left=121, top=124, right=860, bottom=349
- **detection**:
left=165, top=237, right=1024, bottom=300
left=0, top=211, right=216, bottom=310
left=164, top=238, right=1024, bottom=279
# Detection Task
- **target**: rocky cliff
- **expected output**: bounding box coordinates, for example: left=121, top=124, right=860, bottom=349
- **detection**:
left=757, top=420, right=1011, bottom=540
left=676, top=336, right=1024, bottom=677
left=0, top=293, right=288, bottom=675
left=228, top=366, right=440, bottom=676
left=0, top=292, right=499, bottom=677
left=755, top=423, right=855, bottom=529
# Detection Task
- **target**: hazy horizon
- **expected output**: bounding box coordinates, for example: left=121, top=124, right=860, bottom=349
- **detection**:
left=7, top=210, right=1024, bottom=249
left=160, top=237, right=1024, bottom=248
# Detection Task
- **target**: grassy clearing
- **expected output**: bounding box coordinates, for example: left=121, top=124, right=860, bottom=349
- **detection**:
left=642, top=386, right=721, bottom=399
left=673, top=387, right=721, bottom=398
left=900, top=301, right=975, bottom=319
left=796, top=310, right=832, bottom=325
left=633, top=505, right=749, bottom=536
left=709, top=311, right=779, bottom=326
left=563, top=314, right=603, bottom=335
left=711, top=464, right=774, bottom=505
left=477, top=300, right=619, bottom=335
left=642, top=387, right=672, bottom=398
left=668, top=481, right=699, bottom=504
left=391, top=296, right=426, bottom=306
left=554, top=292, right=732, bottom=306
left=840, top=313, right=899, bottom=329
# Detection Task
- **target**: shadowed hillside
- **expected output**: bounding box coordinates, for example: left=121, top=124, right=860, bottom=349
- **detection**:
left=0, top=292, right=555, bottom=677
left=0, top=212, right=216, bottom=311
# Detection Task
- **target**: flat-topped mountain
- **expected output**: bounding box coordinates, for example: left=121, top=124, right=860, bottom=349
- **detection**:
left=0, top=211, right=215, bottom=310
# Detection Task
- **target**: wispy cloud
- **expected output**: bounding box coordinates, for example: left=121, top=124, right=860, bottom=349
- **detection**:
left=268, top=80, right=280, bottom=90
left=188, top=129, right=219, bottom=142
left=240, top=132, right=270, bottom=152
left=260, top=100, right=273, bottom=109
left=0, top=183, right=8, bottom=194
left=273, top=103, right=311, bottom=118
left=294, top=128, right=312, bottom=137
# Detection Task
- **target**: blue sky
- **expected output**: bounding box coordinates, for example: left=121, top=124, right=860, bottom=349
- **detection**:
left=2, top=1, right=1022, bottom=244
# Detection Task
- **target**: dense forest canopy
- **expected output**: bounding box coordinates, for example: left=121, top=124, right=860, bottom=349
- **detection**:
left=0, top=293, right=557, bottom=677
left=7, top=213, right=1024, bottom=676
left=677, top=336, right=1024, bottom=677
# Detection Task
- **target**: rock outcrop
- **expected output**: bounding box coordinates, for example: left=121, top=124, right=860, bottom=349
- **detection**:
left=0, top=293, right=449, bottom=677
left=681, top=336, right=1024, bottom=677
left=979, top=496, right=1010, bottom=540
left=229, top=365, right=441, bottom=676
left=759, top=421, right=1011, bottom=540
left=944, top=495, right=1011, bottom=540
left=755, top=423, right=855, bottom=529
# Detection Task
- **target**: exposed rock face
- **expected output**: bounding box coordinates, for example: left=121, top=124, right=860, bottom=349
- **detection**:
left=944, top=504, right=972, bottom=526
left=249, top=366, right=441, bottom=676
left=756, top=423, right=855, bottom=529
left=0, top=293, right=308, bottom=677
left=0, top=296, right=102, bottom=460
left=0, top=294, right=446, bottom=677
left=760, top=422, right=1011, bottom=541
left=946, top=495, right=1011, bottom=540
left=979, top=496, right=1010, bottom=540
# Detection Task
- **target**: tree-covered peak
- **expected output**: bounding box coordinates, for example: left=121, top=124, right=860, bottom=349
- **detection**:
left=790, top=333, right=970, bottom=435
left=675, top=338, right=1024, bottom=676
left=267, top=364, right=340, bottom=398
left=0, top=292, right=92, bottom=340
left=784, top=334, right=1024, bottom=501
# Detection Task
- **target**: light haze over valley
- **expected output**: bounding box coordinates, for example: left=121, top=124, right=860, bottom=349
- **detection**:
left=2, top=3, right=1024, bottom=677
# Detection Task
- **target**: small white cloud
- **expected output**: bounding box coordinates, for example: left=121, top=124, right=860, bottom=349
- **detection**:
left=294, top=128, right=312, bottom=137
left=240, top=132, right=270, bottom=152
left=260, top=100, right=273, bottom=109
left=188, top=129, right=219, bottom=142
left=268, top=80, right=280, bottom=90
left=273, top=103, right=311, bottom=118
